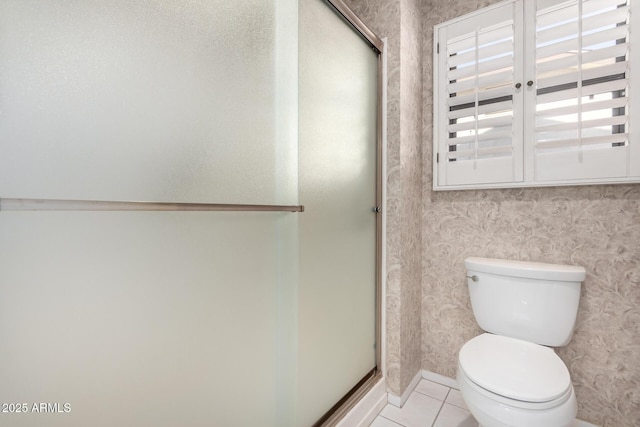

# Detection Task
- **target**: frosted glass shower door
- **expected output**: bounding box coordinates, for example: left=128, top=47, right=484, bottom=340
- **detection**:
left=298, top=0, right=379, bottom=425
left=0, top=0, right=298, bottom=204
left=0, top=1, right=298, bottom=427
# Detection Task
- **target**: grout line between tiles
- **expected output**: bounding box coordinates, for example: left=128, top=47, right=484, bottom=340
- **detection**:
left=429, top=389, right=451, bottom=427
left=427, top=379, right=459, bottom=391
left=378, top=414, right=408, bottom=427
left=446, top=400, right=469, bottom=411
left=413, top=380, right=452, bottom=401
left=445, top=388, right=471, bottom=411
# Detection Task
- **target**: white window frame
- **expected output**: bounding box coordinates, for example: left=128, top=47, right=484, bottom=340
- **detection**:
left=433, top=0, right=640, bottom=190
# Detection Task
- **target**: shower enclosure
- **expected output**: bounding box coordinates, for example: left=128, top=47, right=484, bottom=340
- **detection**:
left=0, top=0, right=382, bottom=426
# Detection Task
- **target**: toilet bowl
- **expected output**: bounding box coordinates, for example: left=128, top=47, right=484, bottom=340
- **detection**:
left=458, top=258, right=586, bottom=427
left=457, top=333, right=577, bottom=427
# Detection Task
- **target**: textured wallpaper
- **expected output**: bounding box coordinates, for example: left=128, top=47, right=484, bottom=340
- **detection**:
left=421, top=186, right=640, bottom=427
left=421, top=1, right=640, bottom=426
left=398, top=0, right=424, bottom=395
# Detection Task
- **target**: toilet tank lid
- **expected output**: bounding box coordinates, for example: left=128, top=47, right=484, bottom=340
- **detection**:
left=465, top=257, right=586, bottom=281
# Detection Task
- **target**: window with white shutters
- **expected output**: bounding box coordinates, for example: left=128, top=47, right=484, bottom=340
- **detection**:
left=533, top=0, right=631, bottom=181
left=433, top=0, right=640, bottom=190
left=435, top=1, right=523, bottom=187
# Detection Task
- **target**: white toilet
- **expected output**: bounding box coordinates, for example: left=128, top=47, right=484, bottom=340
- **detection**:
left=457, top=257, right=586, bottom=427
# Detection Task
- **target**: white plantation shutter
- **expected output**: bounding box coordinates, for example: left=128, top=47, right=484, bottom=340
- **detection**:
left=533, top=0, right=632, bottom=181
left=435, top=1, right=524, bottom=187
left=433, top=0, right=640, bottom=190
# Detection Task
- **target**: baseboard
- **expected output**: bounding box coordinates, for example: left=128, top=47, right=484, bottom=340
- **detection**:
left=386, top=370, right=422, bottom=408
left=335, top=377, right=387, bottom=427
left=421, top=370, right=601, bottom=427
left=421, top=369, right=459, bottom=389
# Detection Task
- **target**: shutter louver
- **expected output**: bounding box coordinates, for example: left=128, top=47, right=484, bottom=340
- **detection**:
left=534, top=0, right=630, bottom=181
left=438, top=1, right=523, bottom=186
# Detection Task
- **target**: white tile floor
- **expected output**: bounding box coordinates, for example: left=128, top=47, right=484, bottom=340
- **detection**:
left=369, top=379, right=479, bottom=427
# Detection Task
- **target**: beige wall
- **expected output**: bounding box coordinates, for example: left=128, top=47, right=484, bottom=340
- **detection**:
left=346, top=0, right=640, bottom=425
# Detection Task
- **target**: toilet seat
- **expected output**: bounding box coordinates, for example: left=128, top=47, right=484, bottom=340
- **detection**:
left=458, top=364, right=573, bottom=410
left=459, top=333, right=571, bottom=404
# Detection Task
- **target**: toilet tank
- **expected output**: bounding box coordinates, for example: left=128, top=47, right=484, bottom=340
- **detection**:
left=465, top=257, right=586, bottom=347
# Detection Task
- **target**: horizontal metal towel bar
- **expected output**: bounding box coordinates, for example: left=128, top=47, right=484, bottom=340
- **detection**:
left=0, top=198, right=304, bottom=213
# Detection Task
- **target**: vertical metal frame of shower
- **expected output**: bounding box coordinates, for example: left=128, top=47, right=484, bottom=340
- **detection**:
left=313, top=1, right=385, bottom=425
